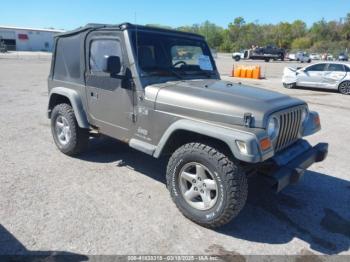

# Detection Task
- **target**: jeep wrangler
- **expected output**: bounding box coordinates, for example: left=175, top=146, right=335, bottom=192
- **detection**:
left=48, top=23, right=328, bottom=228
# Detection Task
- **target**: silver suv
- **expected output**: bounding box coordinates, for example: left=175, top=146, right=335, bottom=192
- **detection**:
left=47, top=23, right=328, bottom=228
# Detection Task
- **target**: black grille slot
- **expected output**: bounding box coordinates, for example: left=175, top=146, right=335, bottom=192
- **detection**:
left=274, top=107, right=303, bottom=152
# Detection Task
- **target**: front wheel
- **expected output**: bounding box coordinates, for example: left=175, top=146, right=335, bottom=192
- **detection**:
left=233, top=55, right=241, bottom=61
left=166, top=143, right=248, bottom=228
left=283, top=82, right=296, bottom=89
left=51, top=103, right=89, bottom=156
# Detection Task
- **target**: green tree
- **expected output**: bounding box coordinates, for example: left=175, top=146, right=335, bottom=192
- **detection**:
left=291, top=20, right=307, bottom=39
left=291, top=37, right=312, bottom=50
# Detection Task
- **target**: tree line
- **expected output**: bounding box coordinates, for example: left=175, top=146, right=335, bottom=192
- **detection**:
left=148, top=13, right=350, bottom=55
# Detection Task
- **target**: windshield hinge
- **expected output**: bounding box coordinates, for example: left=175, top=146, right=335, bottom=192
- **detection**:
left=244, top=113, right=253, bottom=127
left=129, top=112, right=137, bottom=122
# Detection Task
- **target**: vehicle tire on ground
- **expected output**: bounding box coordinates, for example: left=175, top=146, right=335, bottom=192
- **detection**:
left=51, top=103, right=89, bottom=156
left=338, top=81, right=350, bottom=95
left=166, top=142, right=248, bottom=228
left=283, top=82, right=296, bottom=89
left=280, top=54, right=285, bottom=61
left=233, top=55, right=241, bottom=62
left=264, top=58, right=270, bottom=62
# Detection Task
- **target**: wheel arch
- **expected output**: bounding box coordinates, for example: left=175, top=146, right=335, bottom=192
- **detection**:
left=48, top=87, right=89, bottom=128
left=153, top=119, right=263, bottom=163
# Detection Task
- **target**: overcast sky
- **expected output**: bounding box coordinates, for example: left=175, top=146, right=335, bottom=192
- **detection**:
left=1, top=0, right=348, bottom=30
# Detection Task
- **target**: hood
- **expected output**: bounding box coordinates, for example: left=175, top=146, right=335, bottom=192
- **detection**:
left=145, top=79, right=305, bottom=128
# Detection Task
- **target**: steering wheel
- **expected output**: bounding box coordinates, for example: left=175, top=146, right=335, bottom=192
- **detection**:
left=173, top=60, right=187, bottom=68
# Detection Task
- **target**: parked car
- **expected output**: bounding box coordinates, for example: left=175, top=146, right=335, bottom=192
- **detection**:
left=296, top=52, right=311, bottom=63
left=326, top=54, right=334, bottom=61
left=282, top=62, right=350, bottom=94
left=338, top=53, right=349, bottom=61
left=287, top=53, right=297, bottom=61
left=48, top=23, right=328, bottom=228
left=310, top=53, right=321, bottom=60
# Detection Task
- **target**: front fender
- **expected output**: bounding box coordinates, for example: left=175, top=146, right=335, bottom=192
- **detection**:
left=48, top=87, right=89, bottom=128
left=302, top=111, right=321, bottom=137
left=153, top=119, right=273, bottom=163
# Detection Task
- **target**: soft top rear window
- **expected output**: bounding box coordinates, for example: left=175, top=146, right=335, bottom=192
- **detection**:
left=53, top=34, right=81, bottom=84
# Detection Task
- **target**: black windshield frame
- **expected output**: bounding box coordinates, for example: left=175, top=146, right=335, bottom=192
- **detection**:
left=129, top=30, right=217, bottom=78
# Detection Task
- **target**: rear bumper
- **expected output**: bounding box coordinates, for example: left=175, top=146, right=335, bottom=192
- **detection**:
left=262, top=141, right=328, bottom=192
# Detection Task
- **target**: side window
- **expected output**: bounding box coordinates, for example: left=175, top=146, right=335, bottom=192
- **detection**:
left=90, top=39, right=122, bottom=72
left=306, top=64, right=326, bottom=72
left=327, top=64, right=345, bottom=72
left=54, top=34, right=81, bottom=83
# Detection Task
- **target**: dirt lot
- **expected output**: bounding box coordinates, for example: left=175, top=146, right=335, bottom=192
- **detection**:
left=0, top=53, right=349, bottom=257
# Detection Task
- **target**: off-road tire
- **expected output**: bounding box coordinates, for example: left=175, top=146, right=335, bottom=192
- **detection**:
left=339, top=81, right=350, bottom=95
left=51, top=103, right=89, bottom=156
left=283, top=82, right=296, bottom=89
left=166, top=143, right=248, bottom=228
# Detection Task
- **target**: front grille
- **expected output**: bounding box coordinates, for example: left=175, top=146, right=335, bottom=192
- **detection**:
left=274, top=106, right=304, bottom=152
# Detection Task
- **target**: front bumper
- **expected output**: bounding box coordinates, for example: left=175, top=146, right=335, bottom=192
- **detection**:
left=262, top=141, right=328, bottom=192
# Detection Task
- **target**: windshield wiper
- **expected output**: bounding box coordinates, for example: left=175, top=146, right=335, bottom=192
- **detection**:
left=141, top=69, right=183, bottom=80
left=167, top=69, right=184, bottom=80
left=191, top=70, right=213, bottom=78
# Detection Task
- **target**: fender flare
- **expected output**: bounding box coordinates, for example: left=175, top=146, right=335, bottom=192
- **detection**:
left=48, top=87, right=89, bottom=128
left=153, top=119, right=266, bottom=163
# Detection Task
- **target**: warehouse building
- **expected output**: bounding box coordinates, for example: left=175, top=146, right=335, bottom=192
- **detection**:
left=0, top=26, right=63, bottom=52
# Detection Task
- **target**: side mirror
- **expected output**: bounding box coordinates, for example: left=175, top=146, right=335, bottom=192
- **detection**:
left=102, top=55, right=121, bottom=75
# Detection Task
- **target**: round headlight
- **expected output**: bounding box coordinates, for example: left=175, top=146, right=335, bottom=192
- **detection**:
left=301, top=107, right=309, bottom=124
left=267, top=117, right=279, bottom=140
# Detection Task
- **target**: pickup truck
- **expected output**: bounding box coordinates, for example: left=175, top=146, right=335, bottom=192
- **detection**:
left=233, top=45, right=285, bottom=62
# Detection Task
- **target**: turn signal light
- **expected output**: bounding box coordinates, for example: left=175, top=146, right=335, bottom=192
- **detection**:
left=314, top=115, right=321, bottom=126
left=260, top=138, right=272, bottom=151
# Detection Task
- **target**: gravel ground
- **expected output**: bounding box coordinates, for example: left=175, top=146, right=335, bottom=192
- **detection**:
left=0, top=53, right=349, bottom=258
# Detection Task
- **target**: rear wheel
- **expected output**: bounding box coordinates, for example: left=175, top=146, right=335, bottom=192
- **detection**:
left=166, top=143, right=248, bottom=228
left=51, top=103, right=89, bottom=156
left=339, top=81, right=350, bottom=95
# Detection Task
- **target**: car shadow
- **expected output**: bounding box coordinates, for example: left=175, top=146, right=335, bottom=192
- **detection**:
left=294, top=86, right=339, bottom=94
left=78, top=137, right=350, bottom=255
left=0, top=224, right=88, bottom=261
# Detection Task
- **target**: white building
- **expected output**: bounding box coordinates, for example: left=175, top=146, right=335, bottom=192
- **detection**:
left=0, top=26, right=64, bottom=52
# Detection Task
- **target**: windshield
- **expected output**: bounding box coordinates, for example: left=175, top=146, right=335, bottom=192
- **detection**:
left=130, top=31, right=216, bottom=77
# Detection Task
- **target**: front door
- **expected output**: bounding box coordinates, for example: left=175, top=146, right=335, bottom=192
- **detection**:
left=85, top=34, right=134, bottom=140
left=297, top=63, right=327, bottom=88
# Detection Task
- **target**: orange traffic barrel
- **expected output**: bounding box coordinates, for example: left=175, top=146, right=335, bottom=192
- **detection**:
left=252, top=66, right=261, bottom=79
left=234, top=68, right=241, bottom=77
left=240, top=68, right=247, bottom=78
left=246, top=68, right=253, bottom=78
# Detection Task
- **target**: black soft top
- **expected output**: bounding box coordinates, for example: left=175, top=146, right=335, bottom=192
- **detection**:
left=55, top=23, right=204, bottom=39
left=50, top=23, right=205, bottom=85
